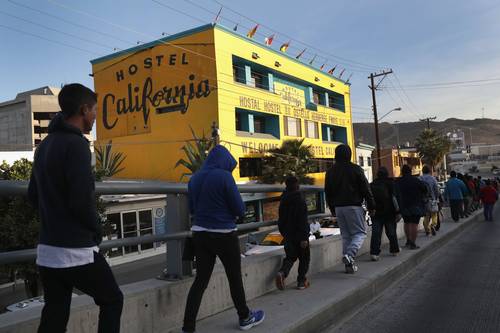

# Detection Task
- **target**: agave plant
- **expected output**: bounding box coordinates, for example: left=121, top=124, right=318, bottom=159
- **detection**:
left=95, top=140, right=126, bottom=179
left=175, top=127, right=215, bottom=180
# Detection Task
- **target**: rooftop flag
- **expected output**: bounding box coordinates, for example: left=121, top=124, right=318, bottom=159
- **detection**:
left=233, top=23, right=238, bottom=31
left=214, top=6, right=222, bottom=23
left=345, top=73, right=353, bottom=83
left=320, top=63, right=326, bottom=70
left=296, top=48, right=306, bottom=59
left=309, top=54, right=317, bottom=65
left=247, top=24, right=259, bottom=38
left=339, top=68, right=346, bottom=78
left=264, top=34, right=275, bottom=46
left=328, top=65, right=337, bottom=75
left=280, top=40, right=290, bottom=52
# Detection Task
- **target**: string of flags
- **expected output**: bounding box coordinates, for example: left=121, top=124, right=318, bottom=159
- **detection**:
left=214, top=16, right=352, bottom=82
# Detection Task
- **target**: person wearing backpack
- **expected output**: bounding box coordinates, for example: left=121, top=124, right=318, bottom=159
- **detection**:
left=369, top=167, right=401, bottom=261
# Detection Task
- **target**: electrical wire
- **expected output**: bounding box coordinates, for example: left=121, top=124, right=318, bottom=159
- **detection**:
left=0, top=23, right=100, bottom=55
left=209, top=0, right=384, bottom=72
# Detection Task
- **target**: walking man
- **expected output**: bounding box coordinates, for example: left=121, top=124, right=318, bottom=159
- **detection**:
left=325, top=144, right=375, bottom=273
left=276, top=176, right=311, bottom=290
left=444, top=171, right=468, bottom=222
left=182, top=145, right=264, bottom=333
left=420, top=165, right=440, bottom=236
left=480, top=180, right=498, bottom=221
left=395, top=165, right=428, bottom=250
left=369, top=167, right=401, bottom=261
left=28, top=84, right=123, bottom=333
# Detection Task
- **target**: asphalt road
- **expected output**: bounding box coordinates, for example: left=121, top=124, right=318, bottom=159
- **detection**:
left=329, top=206, right=500, bottom=333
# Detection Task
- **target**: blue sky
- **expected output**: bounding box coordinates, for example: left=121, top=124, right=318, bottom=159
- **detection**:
left=1, top=0, right=500, bottom=124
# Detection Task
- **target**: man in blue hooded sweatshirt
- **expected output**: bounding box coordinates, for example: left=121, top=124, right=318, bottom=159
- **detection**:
left=182, top=145, right=264, bottom=333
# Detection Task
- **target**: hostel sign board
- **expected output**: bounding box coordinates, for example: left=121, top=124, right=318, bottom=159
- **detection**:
left=92, top=35, right=217, bottom=139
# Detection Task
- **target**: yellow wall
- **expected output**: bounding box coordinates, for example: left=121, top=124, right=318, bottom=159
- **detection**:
left=92, top=28, right=218, bottom=181
left=91, top=24, right=355, bottom=183
left=213, top=26, right=354, bottom=182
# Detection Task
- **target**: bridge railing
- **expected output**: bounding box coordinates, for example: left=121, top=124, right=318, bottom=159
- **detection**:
left=0, top=180, right=328, bottom=279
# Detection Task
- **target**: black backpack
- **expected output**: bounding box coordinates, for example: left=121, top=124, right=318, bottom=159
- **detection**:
left=370, top=180, right=394, bottom=216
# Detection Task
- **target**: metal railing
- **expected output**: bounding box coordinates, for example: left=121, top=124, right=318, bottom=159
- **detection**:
left=0, top=180, right=328, bottom=279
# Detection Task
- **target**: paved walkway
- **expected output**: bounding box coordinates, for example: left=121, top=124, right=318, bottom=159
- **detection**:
left=191, top=209, right=481, bottom=333
left=330, top=207, right=500, bottom=333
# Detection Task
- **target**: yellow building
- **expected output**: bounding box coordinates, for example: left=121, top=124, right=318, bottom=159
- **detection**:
left=91, top=23, right=355, bottom=183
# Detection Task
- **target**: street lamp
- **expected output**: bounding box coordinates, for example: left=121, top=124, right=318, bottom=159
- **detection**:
left=379, top=107, right=402, bottom=121
left=374, top=107, right=402, bottom=169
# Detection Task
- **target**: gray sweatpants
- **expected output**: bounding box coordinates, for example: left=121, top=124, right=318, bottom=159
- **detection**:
left=335, top=206, right=367, bottom=258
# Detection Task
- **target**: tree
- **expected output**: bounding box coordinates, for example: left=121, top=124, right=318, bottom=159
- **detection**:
left=95, top=140, right=126, bottom=178
left=415, top=129, right=451, bottom=172
left=259, top=139, right=316, bottom=184
left=175, top=127, right=215, bottom=180
left=0, top=159, right=41, bottom=297
left=94, top=141, right=127, bottom=241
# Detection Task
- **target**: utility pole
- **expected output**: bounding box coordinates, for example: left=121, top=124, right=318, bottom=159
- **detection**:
left=420, top=116, right=437, bottom=130
left=369, top=69, right=393, bottom=169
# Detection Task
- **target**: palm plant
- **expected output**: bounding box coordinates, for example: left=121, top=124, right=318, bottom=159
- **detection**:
left=260, top=139, right=316, bottom=184
left=175, top=127, right=214, bottom=180
left=95, top=140, right=126, bottom=178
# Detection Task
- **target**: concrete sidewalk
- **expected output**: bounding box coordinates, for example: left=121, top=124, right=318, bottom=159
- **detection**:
left=189, top=211, right=483, bottom=333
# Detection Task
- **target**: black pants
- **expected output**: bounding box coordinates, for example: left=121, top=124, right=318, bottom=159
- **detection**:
left=183, top=232, right=250, bottom=333
left=279, top=240, right=310, bottom=282
left=450, top=199, right=464, bottom=222
left=38, top=252, right=123, bottom=333
left=370, top=217, right=400, bottom=255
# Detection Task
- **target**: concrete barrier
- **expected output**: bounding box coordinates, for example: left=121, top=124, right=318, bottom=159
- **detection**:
left=0, top=220, right=409, bottom=332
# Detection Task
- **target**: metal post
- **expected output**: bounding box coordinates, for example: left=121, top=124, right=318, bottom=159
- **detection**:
left=161, top=194, right=192, bottom=280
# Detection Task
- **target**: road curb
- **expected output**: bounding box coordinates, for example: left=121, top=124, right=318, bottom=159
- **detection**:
left=291, top=211, right=482, bottom=333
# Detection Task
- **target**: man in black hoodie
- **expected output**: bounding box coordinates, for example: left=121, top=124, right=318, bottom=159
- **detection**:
left=325, top=145, right=375, bottom=274
left=28, top=84, right=123, bottom=333
left=275, top=176, right=311, bottom=290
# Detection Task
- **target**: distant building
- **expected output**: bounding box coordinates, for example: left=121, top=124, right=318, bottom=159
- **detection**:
left=372, top=147, right=422, bottom=178
left=356, top=143, right=375, bottom=182
left=0, top=86, right=92, bottom=152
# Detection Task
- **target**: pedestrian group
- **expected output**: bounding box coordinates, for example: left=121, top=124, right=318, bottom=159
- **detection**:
left=28, top=83, right=498, bottom=332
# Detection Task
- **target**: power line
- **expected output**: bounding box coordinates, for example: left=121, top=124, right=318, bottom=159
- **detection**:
left=7, top=0, right=133, bottom=46
left=0, top=10, right=117, bottom=51
left=0, top=23, right=100, bottom=55
left=209, top=0, right=384, bottom=72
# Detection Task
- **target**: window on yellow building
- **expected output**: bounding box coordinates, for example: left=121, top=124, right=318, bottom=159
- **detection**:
left=232, top=65, right=246, bottom=84
left=313, top=91, right=320, bottom=104
left=328, top=91, right=345, bottom=112
left=253, top=116, right=266, bottom=133
left=305, top=120, right=319, bottom=139
left=239, top=158, right=263, bottom=177
left=284, top=116, right=301, bottom=137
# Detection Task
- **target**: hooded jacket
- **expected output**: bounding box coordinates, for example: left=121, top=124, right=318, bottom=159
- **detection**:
left=188, top=145, right=246, bottom=230
left=324, top=145, right=375, bottom=210
left=278, top=190, right=309, bottom=242
left=28, top=113, right=100, bottom=248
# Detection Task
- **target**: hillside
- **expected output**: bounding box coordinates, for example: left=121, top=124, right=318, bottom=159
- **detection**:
left=353, top=118, right=500, bottom=148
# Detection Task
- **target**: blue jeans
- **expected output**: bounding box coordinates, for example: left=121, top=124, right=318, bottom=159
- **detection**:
left=484, top=203, right=494, bottom=221
left=335, top=206, right=367, bottom=258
